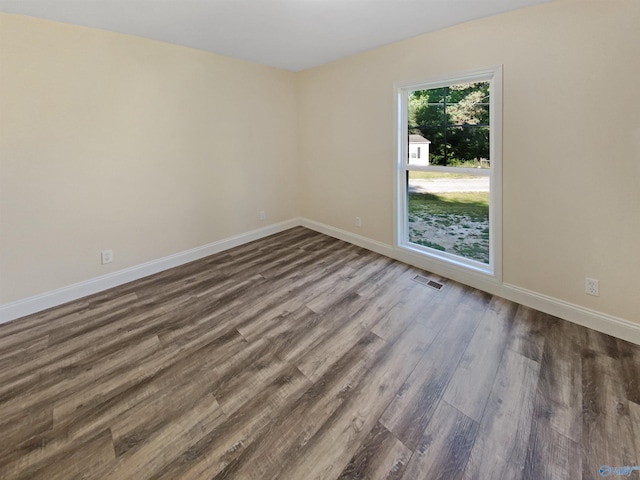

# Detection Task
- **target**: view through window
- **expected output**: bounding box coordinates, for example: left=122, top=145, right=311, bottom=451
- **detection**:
left=398, top=70, right=500, bottom=274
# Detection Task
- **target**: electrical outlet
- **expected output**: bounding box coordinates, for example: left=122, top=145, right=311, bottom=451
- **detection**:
left=259, top=211, right=266, bottom=221
left=585, top=277, right=599, bottom=296
left=355, top=216, right=362, bottom=227
left=101, top=249, right=113, bottom=265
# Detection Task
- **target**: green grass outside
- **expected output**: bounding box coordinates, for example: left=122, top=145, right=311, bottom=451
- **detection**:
left=408, top=191, right=490, bottom=263
left=408, top=191, right=489, bottom=218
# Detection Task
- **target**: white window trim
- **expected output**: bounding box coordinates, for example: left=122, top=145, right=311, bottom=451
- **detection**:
left=394, top=66, right=503, bottom=281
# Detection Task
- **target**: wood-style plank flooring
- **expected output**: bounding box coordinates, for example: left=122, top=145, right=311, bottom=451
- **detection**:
left=0, top=227, right=638, bottom=479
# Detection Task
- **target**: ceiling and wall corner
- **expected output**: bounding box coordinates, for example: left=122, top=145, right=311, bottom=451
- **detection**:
left=0, top=0, right=555, bottom=71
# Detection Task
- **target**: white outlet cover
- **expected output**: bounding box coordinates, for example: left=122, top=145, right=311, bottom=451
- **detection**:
left=101, top=250, right=113, bottom=264
left=585, top=277, right=599, bottom=296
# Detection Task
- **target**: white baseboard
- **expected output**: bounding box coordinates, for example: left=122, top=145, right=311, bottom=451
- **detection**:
left=299, top=219, right=395, bottom=258
left=3, top=216, right=639, bottom=345
left=300, top=219, right=640, bottom=345
left=0, top=218, right=300, bottom=324
left=501, top=283, right=640, bottom=345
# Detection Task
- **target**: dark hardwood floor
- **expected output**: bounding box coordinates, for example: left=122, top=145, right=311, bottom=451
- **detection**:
left=0, top=227, right=638, bottom=479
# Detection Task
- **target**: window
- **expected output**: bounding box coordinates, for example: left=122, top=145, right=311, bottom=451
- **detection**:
left=396, top=67, right=502, bottom=277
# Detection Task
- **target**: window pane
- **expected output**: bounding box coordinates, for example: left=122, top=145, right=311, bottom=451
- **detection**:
left=409, top=82, right=490, bottom=168
left=407, top=171, right=490, bottom=264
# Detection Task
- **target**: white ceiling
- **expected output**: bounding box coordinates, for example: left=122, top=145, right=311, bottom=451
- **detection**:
left=0, top=0, right=554, bottom=71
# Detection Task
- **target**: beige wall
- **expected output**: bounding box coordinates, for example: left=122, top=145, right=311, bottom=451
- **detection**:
left=2, top=1, right=639, bottom=325
left=0, top=14, right=299, bottom=303
left=297, top=0, right=640, bottom=323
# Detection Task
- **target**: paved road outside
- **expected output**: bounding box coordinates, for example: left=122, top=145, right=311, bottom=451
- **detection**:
left=409, top=177, right=489, bottom=193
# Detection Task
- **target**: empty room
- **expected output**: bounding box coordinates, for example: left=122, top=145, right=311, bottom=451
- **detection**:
left=0, top=0, right=639, bottom=478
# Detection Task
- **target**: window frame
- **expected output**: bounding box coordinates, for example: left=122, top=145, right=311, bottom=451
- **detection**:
left=394, top=67, right=503, bottom=280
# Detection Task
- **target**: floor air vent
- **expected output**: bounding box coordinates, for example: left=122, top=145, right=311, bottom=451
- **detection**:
left=412, top=275, right=444, bottom=290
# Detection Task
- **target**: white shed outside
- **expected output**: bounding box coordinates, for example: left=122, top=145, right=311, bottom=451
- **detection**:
left=408, top=134, right=430, bottom=166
